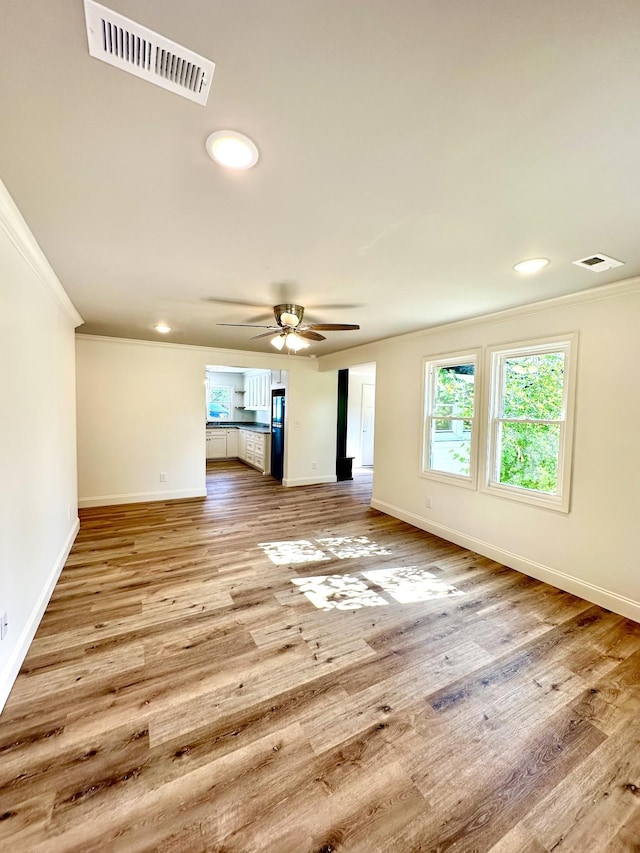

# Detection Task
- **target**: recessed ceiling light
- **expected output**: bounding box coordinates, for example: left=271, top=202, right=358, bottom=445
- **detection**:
left=205, top=131, right=259, bottom=170
left=513, top=258, right=550, bottom=274
left=154, top=324, right=172, bottom=334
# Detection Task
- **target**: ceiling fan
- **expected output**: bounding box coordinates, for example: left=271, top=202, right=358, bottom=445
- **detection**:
left=217, top=303, right=360, bottom=351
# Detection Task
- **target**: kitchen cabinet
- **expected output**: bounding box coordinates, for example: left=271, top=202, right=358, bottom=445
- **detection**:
left=226, top=428, right=238, bottom=458
left=238, top=429, right=247, bottom=460
left=244, top=370, right=271, bottom=409
left=252, top=433, right=267, bottom=472
left=206, top=431, right=227, bottom=459
left=237, top=429, right=271, bottom=474
left=206, top=428, right=239, bottom=459
left=260, top=433, right=272, bottom=474
left=245, top=432, right=257, bottom=466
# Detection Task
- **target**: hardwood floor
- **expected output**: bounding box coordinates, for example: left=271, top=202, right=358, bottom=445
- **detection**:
left=1, top=461, right=639, bottom=852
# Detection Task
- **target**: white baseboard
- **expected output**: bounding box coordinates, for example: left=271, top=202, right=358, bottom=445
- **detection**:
left=78, top=487, right=207, bottom=508
left=283, top=475, right=338, bottom=487
left=371, top=498, right=640, bottom=624
left=0, top=518, right=80, bottom=714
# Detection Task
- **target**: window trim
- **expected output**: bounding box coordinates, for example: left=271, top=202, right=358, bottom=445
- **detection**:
left=420, top=350, right=480, bottom=489
left=206, top=382, right=233, bottom=421
left=481, top=334, right=578, bottom=512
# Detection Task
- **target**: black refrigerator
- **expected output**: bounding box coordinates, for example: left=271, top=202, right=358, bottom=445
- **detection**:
left=271, top=389, right=285, bottom=482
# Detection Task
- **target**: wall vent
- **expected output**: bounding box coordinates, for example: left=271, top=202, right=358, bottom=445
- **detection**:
left=572, top=253, right=624, bottom=272
left=83, top=0, right=215, bottom=106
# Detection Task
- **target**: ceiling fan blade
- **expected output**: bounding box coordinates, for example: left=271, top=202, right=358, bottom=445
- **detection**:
left=216, top=323, right=278, bottom=329
left=306, top=324, right=360, bottom=331
left=205, top=297, right=273, bottom=309
left=308, top=303, right=364, bottom=311
left=247, top=312, right=275, bottom=324
left=250, top=330, right=281, bottom=340
left=296, top=330, right=326, bottom=341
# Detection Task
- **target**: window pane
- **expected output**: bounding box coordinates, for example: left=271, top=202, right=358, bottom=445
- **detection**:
left=501, top=352, right=565, bottom=420
left=497, top=422, right=560, bottom=493
left=433, top=364, right=475, bottom=417
left=430, top=420, right=471, bottom=477
left=207, top=386, right=231, bottom=419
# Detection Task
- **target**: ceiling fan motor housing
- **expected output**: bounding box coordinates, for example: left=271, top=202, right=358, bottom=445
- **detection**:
left=274, top=303, right=304, bottom=327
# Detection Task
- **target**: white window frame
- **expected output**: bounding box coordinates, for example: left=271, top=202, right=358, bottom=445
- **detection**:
left=206, top=382, right=233, bottom=421
left=420, top=350, right=480, bottom=489
left=482, top=334, right=578, bottom=512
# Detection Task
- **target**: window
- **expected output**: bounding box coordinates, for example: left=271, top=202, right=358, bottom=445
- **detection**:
left=421, top=352, right=478, bottom=487
left=484, top=335, right=577, bottom=511
left=206, top=383, right=232, bottom=420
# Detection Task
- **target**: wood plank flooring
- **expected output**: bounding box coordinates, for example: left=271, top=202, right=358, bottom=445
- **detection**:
left=1, top=460, right=639, bottom=852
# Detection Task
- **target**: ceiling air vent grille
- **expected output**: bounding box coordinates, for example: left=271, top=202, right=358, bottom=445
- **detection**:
left=572, top=253, right=624, bottom=272
left=83, top=0, right=215, bottom=106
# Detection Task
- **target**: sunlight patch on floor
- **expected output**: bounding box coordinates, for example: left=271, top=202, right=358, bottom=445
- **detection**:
left=316, top=536, right=392, bottom=560
left=362, top=566, right=464, bottom=604
left=258, top=540, right=331, bottom=565
left=259, top=536, right=391, bottom=565
left=291, top=566, right=463, bottom=611
left=290, top=575, right=389, bottom=611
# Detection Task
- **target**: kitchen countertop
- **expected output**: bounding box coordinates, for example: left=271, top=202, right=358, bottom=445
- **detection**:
left=206, top=422, right=271, bottom=434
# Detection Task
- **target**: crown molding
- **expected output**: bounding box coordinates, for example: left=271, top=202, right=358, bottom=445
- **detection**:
left=74, top=333, right=319, bottom=368
left=0, top=180, right=83, bottom=327
left=318, top=277, right=640, bottom=369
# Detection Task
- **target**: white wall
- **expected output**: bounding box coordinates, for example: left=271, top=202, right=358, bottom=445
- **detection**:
left=320, top=281, right=640, bottom=623
left=254, top=408, right=271, bottom=426
left=0, top=182, right=82, bottom=712
left=284, top=366, right=337, bottom=486
left=76, top=338, right=338, bottom=506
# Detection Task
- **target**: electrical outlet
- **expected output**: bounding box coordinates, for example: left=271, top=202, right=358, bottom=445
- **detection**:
left=424, top=496, right=432, bottom=509
left=311, top=461, right=317, bottom=469
left=160, top=472, right=167, bottom=482
left=0, top=612, right=7, bottom=641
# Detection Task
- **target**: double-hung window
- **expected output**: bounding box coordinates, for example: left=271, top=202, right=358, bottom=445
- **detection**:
left=421, top=352, right=478, bottom=488
left=484, top=335, right=577, bottom=511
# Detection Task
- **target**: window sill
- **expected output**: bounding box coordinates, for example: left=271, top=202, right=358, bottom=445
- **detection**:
left=481, top=481, right=570, bottom=512
left=418, top=469, right=477, bottom=490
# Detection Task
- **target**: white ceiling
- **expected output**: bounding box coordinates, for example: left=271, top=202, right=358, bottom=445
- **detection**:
left=1, top=1, right=639, bottom=355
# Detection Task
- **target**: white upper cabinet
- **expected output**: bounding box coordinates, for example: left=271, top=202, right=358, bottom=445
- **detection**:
left=244, top=370, right=271, bottom=410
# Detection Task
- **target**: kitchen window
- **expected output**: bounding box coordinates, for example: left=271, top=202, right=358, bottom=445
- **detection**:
left=421, top=352, right=478, bottom=488
left=483, top=335, right=577, bottom=511
left=206, top=383, right=232, bottom=420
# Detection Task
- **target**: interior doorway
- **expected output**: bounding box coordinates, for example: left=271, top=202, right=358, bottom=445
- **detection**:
left=346, top=363, right=376, bottom=470
left=360, top=382, right=375, bottom=466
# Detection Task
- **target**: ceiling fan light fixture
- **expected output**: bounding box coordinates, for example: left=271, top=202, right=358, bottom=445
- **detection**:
left=205, top=131, right=259, bottom=170
left=274, top=303, right=304, bottom=327
left=285, top=332, right=309, bottom=352
left=270, top=334, right=286, bottom=351
left=280, top=311, right=300, bottom=327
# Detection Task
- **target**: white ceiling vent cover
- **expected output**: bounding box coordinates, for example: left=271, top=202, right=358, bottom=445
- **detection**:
left=83, top=0, right=215, bottom=106
left=572, top=253, right=624, bottom=272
